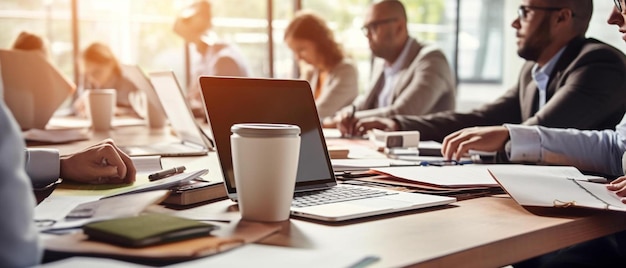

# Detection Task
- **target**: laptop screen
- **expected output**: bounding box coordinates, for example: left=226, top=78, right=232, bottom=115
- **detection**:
left=149, top=71, right=205, bottom=147
left=199, top=76, right=336, bottom=197
left=120, top=65, right=166, bottom=120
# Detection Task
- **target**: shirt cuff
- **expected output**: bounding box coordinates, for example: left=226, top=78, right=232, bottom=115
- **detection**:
left=24, top=149, right=60, bottom=188
left=504, top=124, right=541, bottom=163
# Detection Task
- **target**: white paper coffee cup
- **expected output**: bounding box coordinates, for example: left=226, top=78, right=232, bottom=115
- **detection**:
left=88, top=89, right=116, bottom=131
left=231, top=123, right=301, bottom=222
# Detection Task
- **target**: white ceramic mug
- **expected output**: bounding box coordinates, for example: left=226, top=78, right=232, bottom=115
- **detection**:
left=231, top=123, right=301, bottom=222
left=88, top=89, right=116, bottom=131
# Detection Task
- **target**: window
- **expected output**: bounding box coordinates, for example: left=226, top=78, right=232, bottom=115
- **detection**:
left=1, top=0, right=73, bottom=78
left=457, top=0, right=504, bottom=83
left=78, top=0, right=185, bottom=87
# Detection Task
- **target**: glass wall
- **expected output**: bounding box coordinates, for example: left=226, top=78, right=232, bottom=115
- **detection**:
left=78, top=0, right=185, bottom=88
left=457, top=0, right=504, bottom=83
left=12, top=0, right=624, bottom=108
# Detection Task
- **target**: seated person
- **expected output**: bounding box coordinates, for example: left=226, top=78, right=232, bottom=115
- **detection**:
left=452, top=4, right=626, bottom=267
left=73, top=42, right=142, bottom=117
left=0, top=98, right=135, bottom=266
left=324, top=0, right=456, bottom=127
left=342, top=0, right=626, bottom=145
left=11, top=31, right=49, bottom=59
left=284, top=11, right=358, bottom=119
left=173, top=0, right=251, bottom=117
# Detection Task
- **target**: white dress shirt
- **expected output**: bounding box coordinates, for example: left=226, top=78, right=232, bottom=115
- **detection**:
left=377, top=38, right=413, bottom=108
left=505, top=114, right=626, bottom=177
left=531, top=47, right=565, bottom=109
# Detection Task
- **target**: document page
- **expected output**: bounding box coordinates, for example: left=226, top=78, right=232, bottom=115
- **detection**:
left=373, top=165, right=499, bottom=187
left=489, top=165, right=619, bottom=210
left=577, top=181, right=626, bottom=212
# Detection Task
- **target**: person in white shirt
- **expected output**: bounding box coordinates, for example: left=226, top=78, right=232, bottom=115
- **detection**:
left=173, top=0, right=251, bottom=117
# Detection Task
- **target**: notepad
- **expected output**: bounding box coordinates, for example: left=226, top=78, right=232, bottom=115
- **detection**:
left=83, top=213, right=218, bottom=248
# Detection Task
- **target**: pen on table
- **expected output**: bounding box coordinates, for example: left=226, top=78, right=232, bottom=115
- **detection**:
left=149, top=166, right=186, bottom=181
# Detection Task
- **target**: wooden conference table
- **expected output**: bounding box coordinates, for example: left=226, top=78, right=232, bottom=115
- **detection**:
left=34, top=125, right=626, bottom=268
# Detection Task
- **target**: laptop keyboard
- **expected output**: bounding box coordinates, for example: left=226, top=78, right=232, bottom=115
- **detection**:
left=292, top=185, right=398, bottom=208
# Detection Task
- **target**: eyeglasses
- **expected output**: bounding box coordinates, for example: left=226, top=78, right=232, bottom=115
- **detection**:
left=517, top=5, right=566, bottom=20
left=616, top=0, right=623, bottom=12
left=361, top=18, right=398, bottom=36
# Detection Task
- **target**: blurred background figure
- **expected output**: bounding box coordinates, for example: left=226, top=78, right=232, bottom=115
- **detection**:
left=173, top=0, right=251, bottom=117
left=11, top=31, right=50, bottom=59
left=73, top=42, right=141, bottom=118
left=328, top=0, right=456, bottom=129
left=284, top=11, right=358, bottom=119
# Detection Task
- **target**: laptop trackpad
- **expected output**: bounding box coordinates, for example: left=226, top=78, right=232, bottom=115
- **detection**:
left=295, top=197, right=413, bottom=218
left=346, top=197, right=412, bottom=209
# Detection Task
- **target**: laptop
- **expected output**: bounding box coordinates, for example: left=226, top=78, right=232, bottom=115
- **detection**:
left=0, top=49, right=75, bottom=130
left=199, top=76, right=456, bottom=222
left=120, top=70, right=211, bottom=157
left=120, top=64, right=166, bottom=120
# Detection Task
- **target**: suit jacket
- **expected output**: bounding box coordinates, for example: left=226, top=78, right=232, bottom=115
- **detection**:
left=303, top=59, right=359, bottom=119
left=396, top=37, right=626, bottom=142
left=351, top=38, right=456, bottom=119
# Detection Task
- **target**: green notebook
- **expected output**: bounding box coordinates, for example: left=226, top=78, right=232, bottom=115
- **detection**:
left=83, top=213, right=218, bottom=248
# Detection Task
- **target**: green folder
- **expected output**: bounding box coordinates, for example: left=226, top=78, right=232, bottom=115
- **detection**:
left=83, top=213, right=218, bottom=248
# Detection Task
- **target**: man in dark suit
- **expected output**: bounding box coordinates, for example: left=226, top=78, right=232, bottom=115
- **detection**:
left=341, top=0, right=626, bottom=143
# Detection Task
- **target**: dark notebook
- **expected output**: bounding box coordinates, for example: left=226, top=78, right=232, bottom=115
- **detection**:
left=83, top=213, right=218, bottom=248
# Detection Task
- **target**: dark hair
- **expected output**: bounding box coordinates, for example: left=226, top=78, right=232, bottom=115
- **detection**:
left=82, top=42, right=121, bottom=76
left=284, top=11, right=344, bottom=68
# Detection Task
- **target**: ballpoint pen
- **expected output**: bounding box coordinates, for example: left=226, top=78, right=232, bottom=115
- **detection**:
left=149, top=166, right=186, bottom=181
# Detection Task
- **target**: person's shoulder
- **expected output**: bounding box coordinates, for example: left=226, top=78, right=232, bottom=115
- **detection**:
left=577, top=38, right=626, bottom=59
left=213, top=42, right=244, bottom=57
left=414, top=39, right=445, bottom=56
left=408, top=39, right=447, bottom=65
left=332, top=59, right=358, bottom=73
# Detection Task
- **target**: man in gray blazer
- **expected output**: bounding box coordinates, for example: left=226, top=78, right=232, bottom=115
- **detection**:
left=323, top=0, right=456, bottom=128
left=343, top=0, right=626, bottom=143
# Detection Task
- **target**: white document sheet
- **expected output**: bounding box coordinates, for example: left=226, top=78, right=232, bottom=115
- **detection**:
left=374, top=164, right=597, bottom=188
left=488, top=165, right=625, bottom=211
left=372, top=165, right=499, bottom=187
